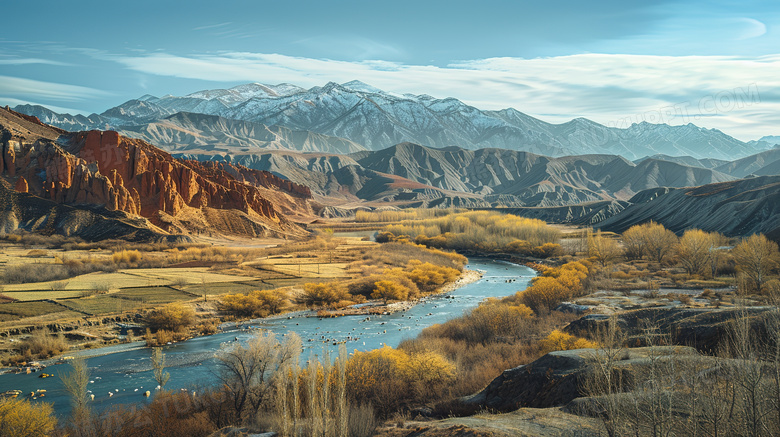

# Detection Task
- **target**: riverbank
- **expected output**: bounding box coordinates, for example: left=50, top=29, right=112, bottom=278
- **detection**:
left=0, top=267, right=487, bottom=373
left=314, top=269, right=485, bottom=317
left=0, top=258, right=537, bottom=418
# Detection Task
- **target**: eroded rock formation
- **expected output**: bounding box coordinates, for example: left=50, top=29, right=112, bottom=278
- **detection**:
left=0, top=107, right=312, bottom=237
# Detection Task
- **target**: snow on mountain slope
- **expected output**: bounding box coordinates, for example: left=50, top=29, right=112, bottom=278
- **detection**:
left=14, top=80, right=767, bottom=160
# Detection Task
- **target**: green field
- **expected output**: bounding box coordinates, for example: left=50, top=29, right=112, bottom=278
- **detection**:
left=111, top=286, right=197, bottom=304
left=0, top=301, right=77, bottom=321
left=57, top=295, right=147, bottom=315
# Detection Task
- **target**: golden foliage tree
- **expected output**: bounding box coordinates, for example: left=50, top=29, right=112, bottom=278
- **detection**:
left=467, top=299, right=535, bottom=342
left=301, top=282, right=352, bottom=308
left=371, top=280, right=409, bottom=304
left=145, top=302, right=195, bottom=332
left=677, top=229, right=717, bottom=276
left=380, top=210, right=561, bottom=254
left=623, top=221, right=678, bottom=263
left=221, top=289, right=290, bottom=317
left=732, top=233, right=780, bottom=293
left=346, top=345, right=454, bottom=416
left=587, top=230, right=622, bottom=266
left=622, top=225, right=646, bottom=260
left=0, top=398, right=56, bottom=437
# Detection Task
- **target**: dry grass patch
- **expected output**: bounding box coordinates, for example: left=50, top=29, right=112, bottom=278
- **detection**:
left=184, top=280, right=274, bottom=296
left=2, top=289, right=86, bottom=301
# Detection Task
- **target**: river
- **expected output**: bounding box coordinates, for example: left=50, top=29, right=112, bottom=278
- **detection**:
left=0, top=257, right=535, bottom=417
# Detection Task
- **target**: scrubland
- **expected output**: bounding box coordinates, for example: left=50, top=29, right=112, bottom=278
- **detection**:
left=3, top=213, right=780, bottom=437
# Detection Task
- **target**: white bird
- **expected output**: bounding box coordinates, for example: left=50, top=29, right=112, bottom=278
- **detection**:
left=108, top=392, right=113, bottom=397
left=90, top=394, right=94, bottom=401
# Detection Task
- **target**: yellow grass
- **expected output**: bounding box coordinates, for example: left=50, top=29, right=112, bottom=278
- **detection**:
left=121, top=267, right=255, bottom=285
left=256, top=260, right=349, bottom=278
left=3, top=289, right=86, bottom=301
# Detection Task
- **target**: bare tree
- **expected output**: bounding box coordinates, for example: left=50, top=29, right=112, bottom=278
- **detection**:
left=728, top=309, right=771, bottom=437
left=60, top=357, right=96, bottom=437
left=581, top=315, right=626, bottom=437
left=217, top=331, right=302, bottom=421
left=151, top=347, right=170, bottom=391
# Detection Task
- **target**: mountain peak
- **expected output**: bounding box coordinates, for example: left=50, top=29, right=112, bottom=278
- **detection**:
left=341, top=80, right=384, bottom=94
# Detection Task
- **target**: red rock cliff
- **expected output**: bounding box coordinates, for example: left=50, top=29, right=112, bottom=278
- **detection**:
left=0, top=115, right=312, bottom=232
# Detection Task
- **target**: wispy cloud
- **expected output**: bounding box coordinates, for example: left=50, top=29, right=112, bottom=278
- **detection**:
left=0, top=97, right=89, bottom=115
left=736, top=18, right=767, bottom=40
left=193, top=22, right=233, bottom=31
left=110, top=51, right=780, bottom=138
left=0, top=76, right=110, bottom=101
left=0, top=57, right=71, bottom=66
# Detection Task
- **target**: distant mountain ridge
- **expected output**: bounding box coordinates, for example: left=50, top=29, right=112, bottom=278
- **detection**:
left=11, top=80, right=774, bottom=160
left=180, top=143, right=736, bottom=210
left=598, top=176, right=780, bottom=241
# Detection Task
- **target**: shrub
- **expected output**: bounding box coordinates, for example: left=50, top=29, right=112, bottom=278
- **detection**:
left=197, top=319, right=220, bottom=335
left=371, top=280, right=409, bottom=304
left=220, top=290, right=290, bottom=317
left=514, top=261, right=589, bottom=314
left=406, top=260, right=460, bottom=293
left=3, top=263, right=69, bottom=284
left=538, top=329, right=597, bottom=354
left=7, top=328, right=68, bottom=364
left=145, top=302, right=195, bottom=332
left=346, top=346, right=454, bottom=416
left=531, top=242, right=565, bottom=258
left=112, top=249, right=142, bottom=266
left=300, top=282, right=352, bottom=308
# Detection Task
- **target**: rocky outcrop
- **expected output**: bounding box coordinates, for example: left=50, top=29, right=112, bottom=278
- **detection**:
left=565, top=307, right=777, bottom=353
left=0, top=107, right=312, bottom=238
left=466, top=346, right=698, bottom=412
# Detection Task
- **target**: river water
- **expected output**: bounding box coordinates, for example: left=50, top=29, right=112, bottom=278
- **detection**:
left=0, top=258, right=534, bottom=417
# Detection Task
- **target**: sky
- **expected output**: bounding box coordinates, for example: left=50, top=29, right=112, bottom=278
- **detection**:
left=1, top=0, right=779, bottom=140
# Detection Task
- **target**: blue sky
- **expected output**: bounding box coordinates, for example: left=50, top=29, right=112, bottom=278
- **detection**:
left=1, top=0, right=779, bottom=140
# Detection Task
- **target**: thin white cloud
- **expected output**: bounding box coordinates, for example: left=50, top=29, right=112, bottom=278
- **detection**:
left=0, top=58, right=71, bottom=66
left=0, top=97, right=89, bottom=115
left=736, top=18, right=767, bottom=40
left=110, top=52, right=780, bottom=140
left=0, top=75, right=110, bottom=101
left=193, top=22, right=233, bottom=31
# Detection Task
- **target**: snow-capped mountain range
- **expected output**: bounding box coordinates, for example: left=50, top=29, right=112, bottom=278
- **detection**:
left=12, top=81, right=776, bottom=160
